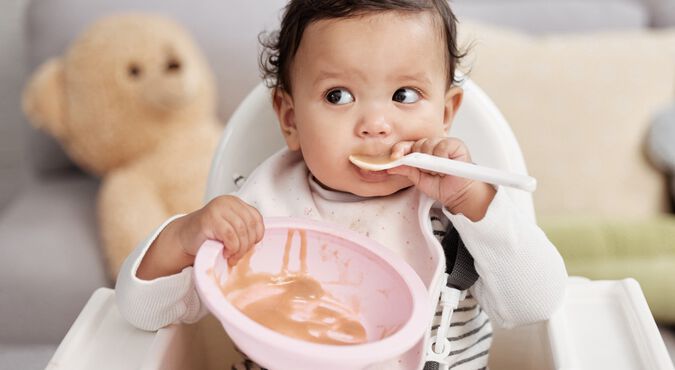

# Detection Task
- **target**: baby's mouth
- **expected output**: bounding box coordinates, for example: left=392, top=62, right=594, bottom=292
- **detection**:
left=356, top=167, right=389, bottom=181
left=352, top=163, right=390, bottom=182
left=349, top=150, right=396, bottom=181
left=349, top=152, right=389, bottom=178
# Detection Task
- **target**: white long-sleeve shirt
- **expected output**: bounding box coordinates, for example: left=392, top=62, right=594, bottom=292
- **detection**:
left=116, top=150, right=567, bottom=369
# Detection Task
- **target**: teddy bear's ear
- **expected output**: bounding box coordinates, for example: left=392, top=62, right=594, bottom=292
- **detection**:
left=22, top=58, right=67, bottom=138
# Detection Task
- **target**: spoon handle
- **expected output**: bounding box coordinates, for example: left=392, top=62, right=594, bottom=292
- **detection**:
left=401, top=152, right=537, bottom=192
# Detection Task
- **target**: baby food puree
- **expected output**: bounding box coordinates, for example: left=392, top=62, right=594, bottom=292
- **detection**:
left=218, top=229, right=368, bottom=345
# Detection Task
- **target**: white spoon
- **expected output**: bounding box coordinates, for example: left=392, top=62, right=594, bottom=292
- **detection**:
left=349, top=153, right=537, bottom=192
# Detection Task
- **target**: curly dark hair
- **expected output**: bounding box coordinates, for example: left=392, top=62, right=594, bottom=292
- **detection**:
left=259, top=0, right=465, bottom=94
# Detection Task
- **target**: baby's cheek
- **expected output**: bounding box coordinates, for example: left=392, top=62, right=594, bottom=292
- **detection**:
left=305, top=158, right=337, bottom=185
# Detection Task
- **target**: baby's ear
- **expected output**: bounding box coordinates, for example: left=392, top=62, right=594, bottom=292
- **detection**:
left=273, top=89, right=300, bottom=151
left=22, top=58, right=67, bottom=139
left=443, top=86, right=464, bottom=132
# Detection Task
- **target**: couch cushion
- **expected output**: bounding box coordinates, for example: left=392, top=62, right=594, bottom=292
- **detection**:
left=543, top=215, right=675, bottom=323
left=0, top=173, right=110, bottom=344
left=457, top=21, right=675, bottom=218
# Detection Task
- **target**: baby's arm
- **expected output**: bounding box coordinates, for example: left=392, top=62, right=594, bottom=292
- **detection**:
left=390, top=137, right=567, bottom=326
left=116, top=195, right=263, bottom=331
left=445, top=187, right=568, bottom=328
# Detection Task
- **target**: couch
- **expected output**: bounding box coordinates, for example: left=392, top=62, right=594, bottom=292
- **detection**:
left=1, top=0, right=673, bottom=369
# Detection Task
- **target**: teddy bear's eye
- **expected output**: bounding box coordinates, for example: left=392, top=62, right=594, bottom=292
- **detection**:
left=127, top=63, right=142, bottom=79
left=166, top=58, right=181, bottom=73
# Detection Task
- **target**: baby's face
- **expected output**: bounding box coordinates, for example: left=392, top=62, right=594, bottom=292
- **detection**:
left=276, top=11, right=461, bottom=197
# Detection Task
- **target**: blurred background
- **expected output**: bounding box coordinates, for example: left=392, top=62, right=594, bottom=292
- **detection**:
left=1, top=0, right=29, bottom=211
left=1, top=0, right=674, bottom=369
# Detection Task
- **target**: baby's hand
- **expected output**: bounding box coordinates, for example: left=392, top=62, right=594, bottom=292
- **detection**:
left=180, top=195, right=264, bottom=266
left=387, top=138, right=495, bottom=221
left=137, top=195, right=264, bottom=279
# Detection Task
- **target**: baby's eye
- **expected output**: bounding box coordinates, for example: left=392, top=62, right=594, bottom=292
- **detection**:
left=325, top=88, right=354, bottom=105
left=392, top=88, right=420, bottom=104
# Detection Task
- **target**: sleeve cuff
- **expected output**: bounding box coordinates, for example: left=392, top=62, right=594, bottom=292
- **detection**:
left=115, top=214, right=207, bottom=330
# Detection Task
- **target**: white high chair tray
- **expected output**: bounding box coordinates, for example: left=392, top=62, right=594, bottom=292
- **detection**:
left=547, top=277, right=673, bottom=370
left=46, top=278, right=673, bottom=370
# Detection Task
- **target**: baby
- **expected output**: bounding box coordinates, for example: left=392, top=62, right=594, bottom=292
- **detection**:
left=116, top=1, right=567, bottom=369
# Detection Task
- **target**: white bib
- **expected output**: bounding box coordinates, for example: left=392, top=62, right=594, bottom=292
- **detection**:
left=236, top=149, right=447, bottom=369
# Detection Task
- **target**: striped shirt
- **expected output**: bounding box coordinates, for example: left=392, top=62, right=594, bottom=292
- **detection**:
left=426, top=212, right=492, bottom=370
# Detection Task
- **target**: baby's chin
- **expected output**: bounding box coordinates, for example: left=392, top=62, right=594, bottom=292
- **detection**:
left=334, top=179, right=413, bottom=198
left=349, top=184, right=406, bottom=197
left=312, top=170, right=413, bottom=198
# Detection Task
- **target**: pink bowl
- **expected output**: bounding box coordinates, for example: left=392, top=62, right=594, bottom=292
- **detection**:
left=194, top=217, right=431, bottom=370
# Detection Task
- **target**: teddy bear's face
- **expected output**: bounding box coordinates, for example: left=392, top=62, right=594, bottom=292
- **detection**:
left=23, top=14, right=217, bottom=175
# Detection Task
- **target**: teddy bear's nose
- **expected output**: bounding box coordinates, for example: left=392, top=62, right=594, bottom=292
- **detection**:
left=166, top=58, right=181, bottom=73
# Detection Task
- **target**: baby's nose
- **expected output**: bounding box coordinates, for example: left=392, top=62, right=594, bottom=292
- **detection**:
left=357, top=113, right=392, bottom=138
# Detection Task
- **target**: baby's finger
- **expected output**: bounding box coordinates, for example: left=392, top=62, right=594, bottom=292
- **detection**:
left=229, top=245, right=253, bottom=266
left=238, top=199, right=265, bottom=247
left=214, top=219, right=240, bottom=258
left=226, top=208, right=262, bottom=265
left=421, top=138, right=441, bottom=155
left=231, top=214, right=253, bottom=258
left=452, top=141, right=471, bottom=163
left=236, top=203, right=263, bottom=248
left=228, top=227, right=258, bottom=266
left=247, top=206, right=265, bottom=244
left=390, top=141, right=415, bottom=159
left=413, top=138, right=445, bottom=175
left=432, top=139, right=452, bottom=159
left=411, top=138, right=430, bottom=154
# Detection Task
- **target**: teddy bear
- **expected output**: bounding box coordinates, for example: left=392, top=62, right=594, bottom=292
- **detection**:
left=22, top=13, right=222, bottom=278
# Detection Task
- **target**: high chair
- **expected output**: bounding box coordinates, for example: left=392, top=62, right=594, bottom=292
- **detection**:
left=46, top=80, right=674, bottom=370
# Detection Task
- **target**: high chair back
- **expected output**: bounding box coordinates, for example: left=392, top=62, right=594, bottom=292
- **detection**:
left=205, top=78, right=536, bottom=221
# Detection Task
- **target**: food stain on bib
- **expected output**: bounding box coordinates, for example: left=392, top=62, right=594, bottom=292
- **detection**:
left=217, top=229, right=368, bottom=345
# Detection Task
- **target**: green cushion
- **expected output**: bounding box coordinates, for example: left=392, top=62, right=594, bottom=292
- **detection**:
left=541, top=216, right=675, bottom=323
